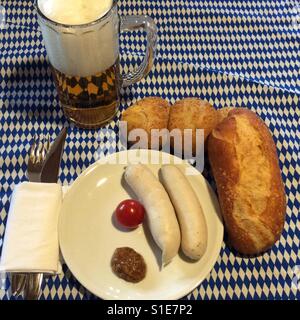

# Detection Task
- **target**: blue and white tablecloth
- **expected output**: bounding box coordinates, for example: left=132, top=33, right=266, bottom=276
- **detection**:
left=0, top=0, right=299, bottom=300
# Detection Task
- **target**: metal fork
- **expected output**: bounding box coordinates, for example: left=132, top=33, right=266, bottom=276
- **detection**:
left=27, top=135, right=50, bottom=182
left=11, top=134, right=51, bottom=299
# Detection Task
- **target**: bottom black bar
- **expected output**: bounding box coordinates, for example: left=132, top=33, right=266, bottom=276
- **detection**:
left=0, top=299, right=297, bottom=318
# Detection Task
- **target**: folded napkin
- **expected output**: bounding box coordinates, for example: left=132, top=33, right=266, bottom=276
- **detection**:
left=0, top=182, right=62, bottom=274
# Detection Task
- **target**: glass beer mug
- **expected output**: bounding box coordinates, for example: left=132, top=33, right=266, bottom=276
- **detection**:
left=36, top=0, right=157, bottom=128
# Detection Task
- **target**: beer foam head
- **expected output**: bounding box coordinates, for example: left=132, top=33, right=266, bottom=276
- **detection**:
left=37, top=0, right=118, bottom=76
left=38, top=0, right=113, bottom=25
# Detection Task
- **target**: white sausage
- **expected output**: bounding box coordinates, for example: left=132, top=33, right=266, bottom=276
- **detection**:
left=160, top=165, right=207, bottom=260
left=124, top=164, right=181, bottom=266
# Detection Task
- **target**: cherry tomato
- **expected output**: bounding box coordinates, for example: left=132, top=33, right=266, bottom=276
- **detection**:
left=115, top=199, right=145, bottom=228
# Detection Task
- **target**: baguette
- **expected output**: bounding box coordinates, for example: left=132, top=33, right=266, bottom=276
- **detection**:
left=208, top=108, right=286, bottom=255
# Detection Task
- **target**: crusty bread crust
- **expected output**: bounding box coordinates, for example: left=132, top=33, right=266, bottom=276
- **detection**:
left=168, top=98, right=218, bottom=153
left=208, top=108, right=286, bottom=254
left=121, top=97, right=170, bottom=149
left=217, top=107, right=236, bottom=124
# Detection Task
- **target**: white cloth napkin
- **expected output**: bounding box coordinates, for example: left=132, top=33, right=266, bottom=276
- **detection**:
left=0, top=182, right=62, bottom=274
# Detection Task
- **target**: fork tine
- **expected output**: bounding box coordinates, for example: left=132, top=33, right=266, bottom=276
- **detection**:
left=42, top=135, right=49, bottom=159
left=30, top=134, right=51, bottom=165
left=40, top=136, right=46, bottom=160
left=34, top=136, right=41, bottom=163
left=45, top=135, right=51, bottom=153
left=40, top=134, right=51, bottom=163
left=30, top=135, right=36, bottom=156
left=30, top=135, right=37, bottom=164
left=37, top=137, right=45, bottom=163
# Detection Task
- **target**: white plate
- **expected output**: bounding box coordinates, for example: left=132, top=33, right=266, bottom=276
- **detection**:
left=59, top=150, right=223, bottom=300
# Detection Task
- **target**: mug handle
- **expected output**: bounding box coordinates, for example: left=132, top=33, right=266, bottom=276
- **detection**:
left=120, top=15, right=157, bottom=87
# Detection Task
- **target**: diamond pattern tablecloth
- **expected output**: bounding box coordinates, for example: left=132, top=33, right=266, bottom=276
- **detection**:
left=0, top=0, right=299, bottom=300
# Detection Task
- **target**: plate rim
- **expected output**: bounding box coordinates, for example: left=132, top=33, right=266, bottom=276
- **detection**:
left=59, top=149, right=224, bottom=300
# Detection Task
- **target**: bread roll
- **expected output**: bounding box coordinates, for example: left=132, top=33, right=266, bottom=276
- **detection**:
left=168, top=98, right=218, bottom=154
left=217, top=107, right=236, bottom=124
left=208, top=108, right=286, bottom=255
left=121, top=97, right=170, bottom=149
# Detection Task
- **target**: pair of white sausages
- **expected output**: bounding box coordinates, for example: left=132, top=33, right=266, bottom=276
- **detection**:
left=124, top=164, right=207, bottom=265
